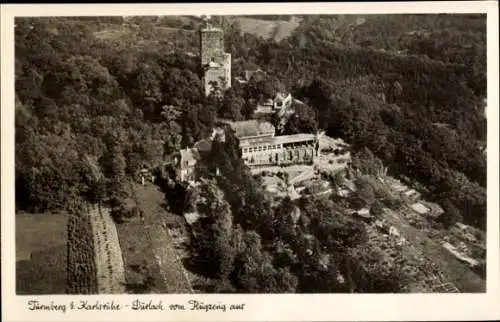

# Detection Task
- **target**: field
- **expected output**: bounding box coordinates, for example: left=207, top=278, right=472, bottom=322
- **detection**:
left=116, top=182, right=192, bottom=293
left=16, top=184, right=193, bottom=295
left=92, top=15, right=301, bottom=49
left=16, top=213, right=68, bottom=294
left=227, top=16, right=302, bottom=42
left=115, top=215, right=168, bottom=293
left=92, top=22, right=198, bottom=52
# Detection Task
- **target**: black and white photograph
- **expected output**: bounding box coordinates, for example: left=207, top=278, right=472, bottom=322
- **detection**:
left=2, top=4, right=498, bottom=316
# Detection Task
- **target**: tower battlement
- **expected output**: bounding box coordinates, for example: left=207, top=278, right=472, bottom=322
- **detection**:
left=199, top=24, right=231, bottom=96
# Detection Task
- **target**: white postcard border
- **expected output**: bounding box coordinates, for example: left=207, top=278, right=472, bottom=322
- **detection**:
left=2, top=2, right=499, bottom=321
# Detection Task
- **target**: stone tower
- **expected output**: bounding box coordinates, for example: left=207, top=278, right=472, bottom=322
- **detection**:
left=200, top=21, right=231, bottom=96
left=200, top=24, right=224, bottom=66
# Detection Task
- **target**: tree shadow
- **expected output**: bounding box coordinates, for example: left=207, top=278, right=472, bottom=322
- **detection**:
left=181, top=255, right=217, bottom=279
left=181, top=256, right=205, bottom=276
left=129, top=264, right=143, bottom=274
left=156, top=176, right=187, bottom=215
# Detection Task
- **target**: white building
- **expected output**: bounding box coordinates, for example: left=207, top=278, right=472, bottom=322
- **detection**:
left=227, top=120, right=320, bottom=167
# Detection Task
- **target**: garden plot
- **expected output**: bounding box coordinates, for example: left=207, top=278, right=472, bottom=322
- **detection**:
left=16, top=213, right=68, bottom=294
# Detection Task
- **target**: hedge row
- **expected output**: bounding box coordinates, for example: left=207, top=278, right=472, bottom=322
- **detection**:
left=66, top=209, right=98, bottom=294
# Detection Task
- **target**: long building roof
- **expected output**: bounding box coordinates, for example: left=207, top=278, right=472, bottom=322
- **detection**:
left=240, top=133, right=317, bottom=148
left=272, top=133, right=317, bottom=145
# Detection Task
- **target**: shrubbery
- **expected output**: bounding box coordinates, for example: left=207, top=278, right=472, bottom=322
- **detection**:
left=66, top=211, right=98, bottom=294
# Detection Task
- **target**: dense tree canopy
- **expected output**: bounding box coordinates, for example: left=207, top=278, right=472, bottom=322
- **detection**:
left=15, top=17, right=220, bottom=213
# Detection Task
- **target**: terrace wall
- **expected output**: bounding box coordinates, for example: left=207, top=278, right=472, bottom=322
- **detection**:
left=92, top=205, right=126, bottom=294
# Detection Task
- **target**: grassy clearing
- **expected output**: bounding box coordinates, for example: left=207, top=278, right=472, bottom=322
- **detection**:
left=93, top=16, right=301, bottom=46
left=93, top=28, right=130, bottom=40
left=16, top=213, right=68, bottom=294
left=229, top=16, right=301, bottom=42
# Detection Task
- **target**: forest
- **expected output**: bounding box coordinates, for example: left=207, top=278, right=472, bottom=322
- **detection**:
left=15, top=14, right=487, bottom=292
left=260, top=14, right=487, bottom=229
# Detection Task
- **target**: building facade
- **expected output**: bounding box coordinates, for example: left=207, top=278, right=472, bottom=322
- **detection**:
left=228, top=120, right=320, bottom=167
left=173, top=127, right=226, bottom=182
left=255, top=92, right=293, bottom=116
left=174, top=148, right=200, bottom=183
left=174, top=121, right=321, bottom=183
left=200, top=23, right=231, bottom=96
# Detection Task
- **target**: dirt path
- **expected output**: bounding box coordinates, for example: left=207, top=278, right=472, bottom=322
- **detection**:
left=91, top=206, right=126, bottom=294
